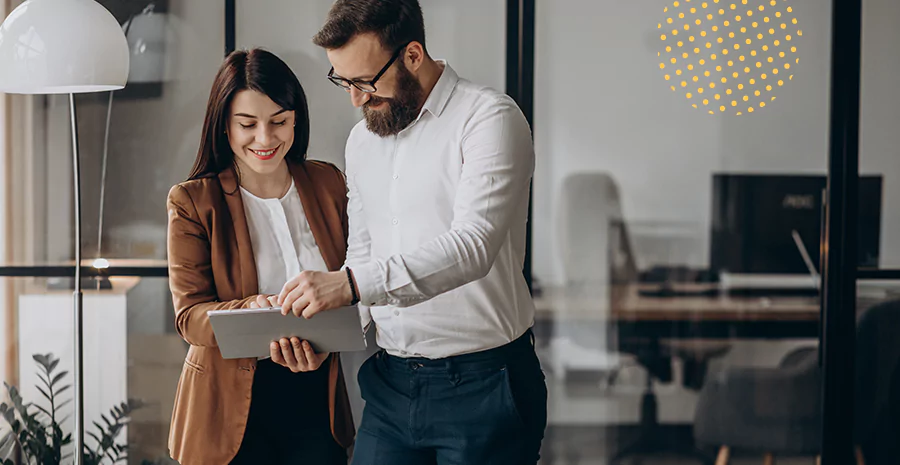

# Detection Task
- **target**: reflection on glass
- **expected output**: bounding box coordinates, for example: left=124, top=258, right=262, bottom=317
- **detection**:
left=532, top=0, right=839, bottom=462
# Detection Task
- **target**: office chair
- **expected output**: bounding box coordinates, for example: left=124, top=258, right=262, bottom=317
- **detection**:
left=554, top=173, right=720, bottom=464
left=694, top=299, right=900, bottom=464
left=609, top=335, right=724, bottom=465
left=551, top=172, right=634, bottom=384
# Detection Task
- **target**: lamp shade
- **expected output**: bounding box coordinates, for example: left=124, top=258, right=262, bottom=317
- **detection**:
left=0, top=0, right=129, bottom=94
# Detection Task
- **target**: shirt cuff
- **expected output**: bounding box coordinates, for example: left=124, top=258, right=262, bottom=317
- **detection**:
left=358, top=305, right=372, bottom=333
left=350, top=261, right=385, bottom=307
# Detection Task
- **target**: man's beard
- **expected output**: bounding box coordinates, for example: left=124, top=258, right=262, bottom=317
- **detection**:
left=362, top=64, right=424, bottom=138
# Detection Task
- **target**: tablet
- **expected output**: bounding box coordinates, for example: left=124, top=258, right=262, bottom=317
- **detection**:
left=208, top=305, right=367, bottom=359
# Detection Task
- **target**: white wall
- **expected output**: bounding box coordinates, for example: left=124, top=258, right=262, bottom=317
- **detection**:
left=533, top=0, right=900, bottom=287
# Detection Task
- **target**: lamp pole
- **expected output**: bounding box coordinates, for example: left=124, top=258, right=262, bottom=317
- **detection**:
left=68, top=92, right=85, bottom=465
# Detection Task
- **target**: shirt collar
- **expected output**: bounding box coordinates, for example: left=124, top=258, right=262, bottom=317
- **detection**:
left=420, top=60, right=458, bottom=118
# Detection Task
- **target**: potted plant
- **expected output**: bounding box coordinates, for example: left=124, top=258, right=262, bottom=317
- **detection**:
left=0, top=354, right=143, bottom=465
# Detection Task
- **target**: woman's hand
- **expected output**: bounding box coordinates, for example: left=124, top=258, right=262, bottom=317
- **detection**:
left=269, top=337, right=330, bottom=372
left=248, top=294, right=278, bottom=309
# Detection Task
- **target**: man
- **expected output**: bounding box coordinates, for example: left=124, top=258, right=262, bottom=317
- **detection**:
left=270, top=1, right=546, bottom=463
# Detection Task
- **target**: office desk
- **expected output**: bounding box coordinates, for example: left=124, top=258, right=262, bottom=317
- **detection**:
left=533, top=284, right=820, bottom=339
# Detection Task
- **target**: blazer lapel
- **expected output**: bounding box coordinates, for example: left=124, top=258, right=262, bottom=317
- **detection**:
left=289, top=162, right=342, bottom=271
left=218, top=167, right=259, bottom=297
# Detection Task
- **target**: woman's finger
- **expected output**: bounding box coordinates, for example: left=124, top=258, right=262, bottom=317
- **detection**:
left=270, top=341, right=285, bottom=365
left=291, top=337, right=309, bottom=371
left=302, top=340, right=317, bottom=368
left=279, top=338, right=300, bottom=371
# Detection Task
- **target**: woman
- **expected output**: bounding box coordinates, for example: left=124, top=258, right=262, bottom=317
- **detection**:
left=166, top=48, right=354, bottom=465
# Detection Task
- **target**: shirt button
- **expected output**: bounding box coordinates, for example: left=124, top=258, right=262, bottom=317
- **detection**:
left=392, top=174, right=399, bottom=180
left=400, top=350, right=408, bottom=356
left=392, top=218, right=399, bottom=225
left=393, top=310, right=400, bottom=316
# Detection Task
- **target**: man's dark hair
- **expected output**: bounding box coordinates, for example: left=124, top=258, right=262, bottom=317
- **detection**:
left=312, top=0, right=427, bottom=54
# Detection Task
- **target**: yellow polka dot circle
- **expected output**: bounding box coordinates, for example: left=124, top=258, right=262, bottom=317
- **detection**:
left=657, top=0, right=801, bottom=115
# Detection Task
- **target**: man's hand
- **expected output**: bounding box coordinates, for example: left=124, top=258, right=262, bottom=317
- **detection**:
left=270, top=337, right=330, bottom=372
left=277, top=270, right=352, bottom=319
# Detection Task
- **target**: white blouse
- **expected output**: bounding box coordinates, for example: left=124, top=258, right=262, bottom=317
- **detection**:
left=240, top=180, right=329, bottom=297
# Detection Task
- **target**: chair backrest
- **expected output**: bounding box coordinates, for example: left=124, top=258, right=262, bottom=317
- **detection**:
left=556, top=172, right=638, bottom=298
left=553, top=172, right=638, bottom=353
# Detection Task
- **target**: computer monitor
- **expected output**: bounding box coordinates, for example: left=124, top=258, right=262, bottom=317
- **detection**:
left=709, top=174, right=882, bottom=277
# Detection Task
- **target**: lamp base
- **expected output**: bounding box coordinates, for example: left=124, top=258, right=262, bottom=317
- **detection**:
left=47, top=276, right=112, bottom=291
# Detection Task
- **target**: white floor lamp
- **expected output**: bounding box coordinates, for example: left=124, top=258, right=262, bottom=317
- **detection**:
left=0, top=1, right=129, bottom=464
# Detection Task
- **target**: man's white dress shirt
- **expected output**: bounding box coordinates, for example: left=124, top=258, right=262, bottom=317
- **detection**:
left=344, top=62, right=536, bottom=359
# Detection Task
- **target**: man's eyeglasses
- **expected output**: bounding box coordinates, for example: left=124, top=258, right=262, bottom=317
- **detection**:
left=327, top=42, right=411, bottom=93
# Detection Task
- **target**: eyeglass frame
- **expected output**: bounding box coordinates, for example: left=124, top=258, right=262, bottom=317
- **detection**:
left=327, top=42, right=412, bottom=93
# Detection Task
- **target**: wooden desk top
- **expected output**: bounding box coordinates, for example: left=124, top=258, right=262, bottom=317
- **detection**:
left=533, top=284, right=820, bottom=322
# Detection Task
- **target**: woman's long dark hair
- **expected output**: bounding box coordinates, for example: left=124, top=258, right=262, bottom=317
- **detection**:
left=188, top=48, right=311, bottom=180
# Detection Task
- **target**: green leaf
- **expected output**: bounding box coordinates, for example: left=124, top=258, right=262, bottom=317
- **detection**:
left=0, top=431, right=16, bottom=459
left=57, top=399, right=72, bottom=412
left=101, top=414, right=111, bottom=428
left=50, top=371, right=68, bottom=389
left=86, top=431, right=102, bottom=446
left=32, top=354, right=48, bottom=369
left=2, top=408, right=14, bottom=426
left=36, top=373, right=52, bottom=392
left=48, top=357, right=60, bottom=374
left=34, top=386, right=51, bottom=404
left=56, top=385, right=71, bottom=396
left=29, top=403, right=51, bottom=419
left=107, top=424, right=123, bottom=440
